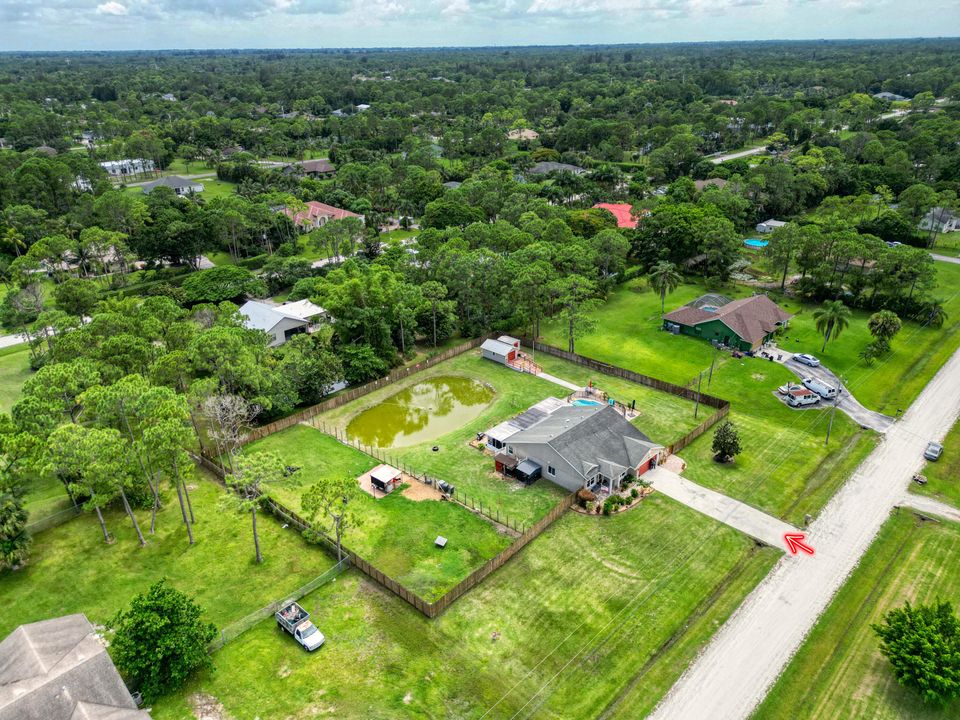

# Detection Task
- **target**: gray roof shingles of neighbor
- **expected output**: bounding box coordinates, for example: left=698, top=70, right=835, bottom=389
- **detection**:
left=0, top=614, right=149, bottom=720
left=511, top=405, right=661, bottom=479
left=528, top=161, right=584, bottom=175
left=663, top=294, right=792, bottom=347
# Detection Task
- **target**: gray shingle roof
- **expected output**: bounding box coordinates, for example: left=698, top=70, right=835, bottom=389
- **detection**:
left=510, top=406, right=661, bottom=481
left=141, top=175, right=202, bottom=193
left=0, top=614, right=148, bottom=720
left=528, top=161, right=584, bottom=175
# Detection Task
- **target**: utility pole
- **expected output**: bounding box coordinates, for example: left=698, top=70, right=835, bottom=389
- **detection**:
left=708, top=345, right=719, bottom=386
left=694, top=371, right=703, bottom=419
left=825, top=380, right=843, bottom=445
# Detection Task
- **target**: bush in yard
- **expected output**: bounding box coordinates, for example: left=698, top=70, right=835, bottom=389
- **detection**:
left=0, top=477, right=30, bottom=570
left=872, top=599, right=960, bottom=705
left=712, top=421, right=742, bottom=463
left=181, top=265, right=267, bottom=304
left=110, top=580, right=217, bottom=702
left=630, top=488, right=639, bottom=499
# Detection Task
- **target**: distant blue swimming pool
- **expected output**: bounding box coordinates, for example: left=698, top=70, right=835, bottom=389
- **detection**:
left=744, top=238, right=769, bottom=248
left=572, top=399, right=602, bottom=407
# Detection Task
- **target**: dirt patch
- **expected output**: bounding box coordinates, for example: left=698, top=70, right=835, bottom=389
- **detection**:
left=357, top=467, right=444, bottom=502
left=403, top=692, right=413, bottom=704
left=663, top=454, right=687, bottom=474
left=189, top=693, right=230, bottom=720
left=751, top=373, right=766, bottom=381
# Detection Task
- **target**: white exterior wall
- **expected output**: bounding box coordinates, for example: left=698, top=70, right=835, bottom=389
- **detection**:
left=266, top=317, right=309, bottom=347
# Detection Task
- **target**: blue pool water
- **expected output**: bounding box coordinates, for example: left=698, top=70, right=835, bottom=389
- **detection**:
left=744, top=238, right=769, bottom=248
left=572, top=399, right=602, bottom=406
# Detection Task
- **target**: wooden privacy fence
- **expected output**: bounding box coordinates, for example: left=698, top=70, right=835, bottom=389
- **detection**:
left=520, top=339, right=731, bottom=454
left=193, top=449, right=575, bottom=619
left=242, top=336, right=489, bottom=445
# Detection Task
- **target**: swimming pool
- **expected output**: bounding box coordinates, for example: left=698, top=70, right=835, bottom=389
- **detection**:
left=572, top=399, right=602, bottom=407
left=744, top=238, right=769, bottom=248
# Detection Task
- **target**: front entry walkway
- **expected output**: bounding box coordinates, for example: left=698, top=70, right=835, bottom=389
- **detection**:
left=646, top=466, right=799, bottom=548
left=898, top=492, right=960, bottom=523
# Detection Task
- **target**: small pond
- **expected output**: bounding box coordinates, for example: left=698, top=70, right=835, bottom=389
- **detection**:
left=346, top=375, right=494, bottom=448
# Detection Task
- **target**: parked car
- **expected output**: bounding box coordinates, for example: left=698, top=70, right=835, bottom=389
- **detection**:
left=792, top=353, right=821, bottom=367
left=924, top=442, right=943, bottom=461
left=786, top=390, right=821, bottom=408
left=778, top=382, right=803, bottom=395
left=802, top=377, right=838, bottom=400
left=275, top=601, right=325, bottom=651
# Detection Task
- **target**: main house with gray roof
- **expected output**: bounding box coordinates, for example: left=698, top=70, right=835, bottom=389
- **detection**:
left=141, top=175, right=205, bottom=196
left=663, top=293, right=791, bottom=352
left=0, top=613, right=149, bottom=720
left=502, top=404, right=663, bottom=493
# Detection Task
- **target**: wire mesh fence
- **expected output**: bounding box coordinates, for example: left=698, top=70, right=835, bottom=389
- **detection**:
left=24, top=506, right=81, bottom=536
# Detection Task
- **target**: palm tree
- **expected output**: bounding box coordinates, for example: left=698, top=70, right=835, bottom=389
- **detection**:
left=813, top=300, right=852, bottom=352
left=649, top=261, right=683, bottom=314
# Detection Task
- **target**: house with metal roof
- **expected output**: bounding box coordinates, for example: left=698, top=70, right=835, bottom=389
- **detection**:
left=662, top=293, right=792, bottom=351
left=0, top=613, right=149, bottom=720
left=142, top=175, right=204, bottom=196
left=239, top=299, right=327, bottom=347
left=503, top=405, right=663, bottom=492
left=756, top=218, right=787, bottom=233
left=527, top=161, right=585, bottom=176
left=484, top=396, right=567, bottom=452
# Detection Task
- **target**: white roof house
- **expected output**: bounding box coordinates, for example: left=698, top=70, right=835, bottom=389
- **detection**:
left=239, top=300, right=326, bottom=347
left=99, top=159, right=155, bottom=176
left=756, top=219, right=787, bottom=233
left=277, top=299, right=327, bottom=322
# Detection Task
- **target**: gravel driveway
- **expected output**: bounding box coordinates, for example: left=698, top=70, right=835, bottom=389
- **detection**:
left=648, top=343, right=960, bottom=720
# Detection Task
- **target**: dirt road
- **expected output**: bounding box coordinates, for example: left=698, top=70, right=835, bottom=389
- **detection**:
left=648, top=344, right=960, bottom=720
left=709, top=146, right=767, bottom=164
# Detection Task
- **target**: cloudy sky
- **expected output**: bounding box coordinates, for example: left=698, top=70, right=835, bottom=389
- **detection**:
left=1, top=0, right=957, bottom=51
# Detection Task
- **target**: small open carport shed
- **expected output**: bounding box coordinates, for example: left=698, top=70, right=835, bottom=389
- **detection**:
left=495, top=453, right=518, bottom=475
left=515, top=459, right=542, bottom=484
left=370, top=464, right=402, bottom=493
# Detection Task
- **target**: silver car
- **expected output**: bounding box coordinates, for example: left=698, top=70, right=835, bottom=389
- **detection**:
left=924, top=442, right=943, bottom=461
left=793, top=353, right=821, bottom=367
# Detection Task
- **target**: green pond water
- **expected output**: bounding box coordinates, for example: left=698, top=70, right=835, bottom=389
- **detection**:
left=346, top=375, right=494, bottom=449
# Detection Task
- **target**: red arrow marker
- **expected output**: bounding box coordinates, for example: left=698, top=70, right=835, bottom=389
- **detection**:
left=784, top=532, right=815, bottom=556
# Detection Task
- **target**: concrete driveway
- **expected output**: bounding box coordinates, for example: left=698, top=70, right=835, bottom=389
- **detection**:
left=782, top=354, right=895, bottom=433
left=646, top=467, right=798, bottom=548
left=931, top=253, right=960, bottom=265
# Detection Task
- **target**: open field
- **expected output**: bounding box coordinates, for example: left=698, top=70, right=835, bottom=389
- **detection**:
left=542, top=279, right=878, bottom=524
left=910, top=416, right=960, bottom=508
left=151, top=493, right=779, bottom=720
left=246, top=425, right=513, bottom=601
left=753, top=511, right=960, bottom=720
left=0, top=474, right=332, bottom=639
left=0, top=343, right=31, bottom=413
left=310, top=350, right=698, bottom=525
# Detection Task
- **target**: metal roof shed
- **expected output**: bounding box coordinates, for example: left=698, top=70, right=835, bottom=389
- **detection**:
left=515, top=459, right=542, bottom=483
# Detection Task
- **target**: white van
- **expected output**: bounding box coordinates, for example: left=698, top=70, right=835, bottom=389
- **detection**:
left=786, top=389, right=821, bottom=407
left=802, top=377, right=838, bottom=400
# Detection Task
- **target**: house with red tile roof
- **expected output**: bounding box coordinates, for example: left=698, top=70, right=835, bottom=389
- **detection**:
left=662, top=293, right=792, bottom=351
left=592, top=202, right=645, bottom=229
left=283, top=201, right=361, bottom=230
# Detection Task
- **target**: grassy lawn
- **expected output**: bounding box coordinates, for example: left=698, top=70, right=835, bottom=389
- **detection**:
left=0, top=474, right=332, bottom=639
left=0, top=343, right=31, bottom=413
left=206, top=251, right=235, bottom=266
left=197, top=178, right=237, bottom=200
left=151, top=494, right=779, bottom=720
left=246, top=424, right=513, bottom=601
left=311, top=350, right=697, bottom=526
left=542, top=278, right=879, bottom=524
left=754, top=511, right=960, bottom=720
left=910, top=416, right=960, bottom=508
left=932, top=233, right=960, bottom=258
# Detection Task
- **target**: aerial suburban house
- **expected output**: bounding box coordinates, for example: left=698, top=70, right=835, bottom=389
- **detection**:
left=501, top=405, right=664, bottom=493
left=141, top=175, right=205, bottom=196
left=756, top=219, right=787, bottom=233
left=283, top=201, right=361, bottom=231
left=592, top=202, right=640, bottom=229
left=873, top=91, right=907, bottom=101
left=507, top=128, right=539, bottom=141
left=663, top=293, right=792, bottom=351
left=920, top=207, right=959, bottom=234
left=99, top=158, right=156, bottom=177
left=527, top=161, right=586, bottom=176
left=694, top=178, right=728, bottom=191
left=239, top=299, right=327, bottom=347
left=282, top=158, right=336, bottom=177
left=0, top=613, right=150, bottom=720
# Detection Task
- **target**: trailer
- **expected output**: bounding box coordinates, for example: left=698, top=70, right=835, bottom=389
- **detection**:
left=275, top=600, right=325, bottom=651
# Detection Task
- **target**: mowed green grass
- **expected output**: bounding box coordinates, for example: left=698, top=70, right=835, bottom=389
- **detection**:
left=754, top=511, right=960, bottom=720
left=544, top=279, right=878, bottom=524
left=246, top=425, right=512, bottom=601
left=0, top=343, right=31, bottom=414
left=311, top=351, right=697, bottom=526
left=151, top=494, right=779, bottom=720
left=910, top=416, right=960, bottom=508
left=0, top=475, right=333, bottom=638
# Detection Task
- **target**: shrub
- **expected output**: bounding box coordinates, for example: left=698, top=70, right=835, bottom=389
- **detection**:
left=630, top=488, right=639, bottom=499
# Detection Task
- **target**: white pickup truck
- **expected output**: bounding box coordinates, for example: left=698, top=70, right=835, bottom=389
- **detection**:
left=275, top=601, right=325, bottom=651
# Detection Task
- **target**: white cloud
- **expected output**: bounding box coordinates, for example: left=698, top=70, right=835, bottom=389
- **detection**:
left=96, top=1, right=128, bottom=14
